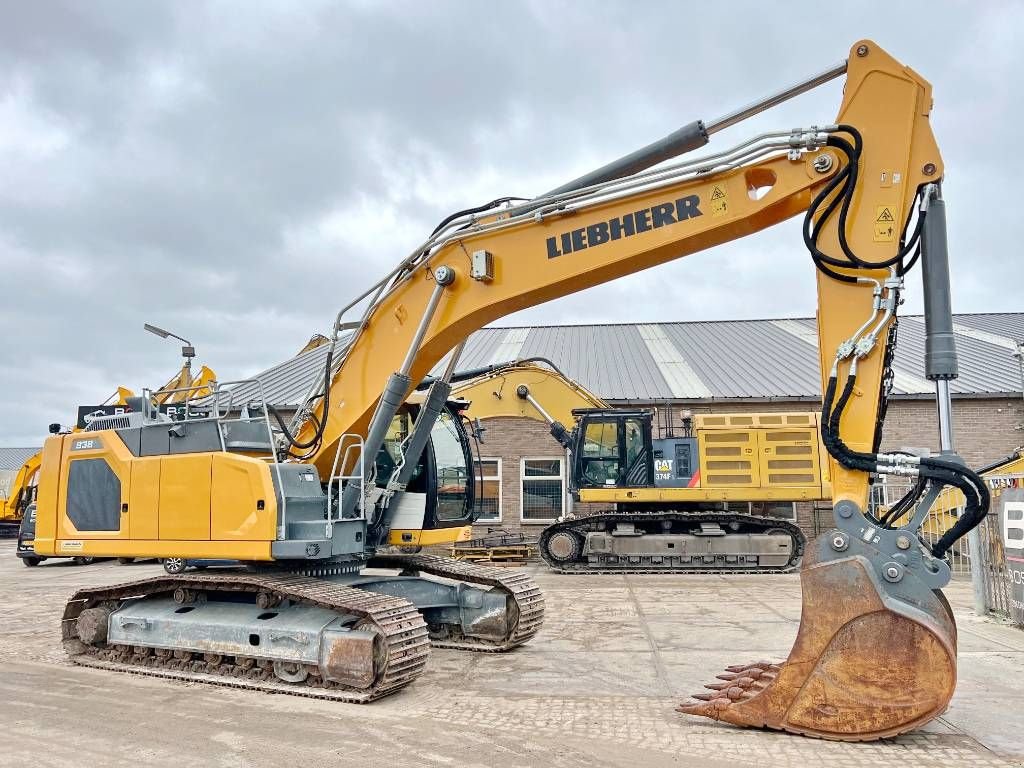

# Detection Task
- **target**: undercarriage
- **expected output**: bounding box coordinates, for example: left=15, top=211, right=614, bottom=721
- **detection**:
left=539, top=511, right=805, bottom=574
left=62, top=554, right=544, bottom=702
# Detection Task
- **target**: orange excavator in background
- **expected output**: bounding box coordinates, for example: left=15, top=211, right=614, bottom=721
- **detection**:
left=32, top=41, right=989, bottom=740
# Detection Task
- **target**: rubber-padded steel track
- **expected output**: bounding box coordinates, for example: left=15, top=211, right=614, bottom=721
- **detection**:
left=539, top=512, right=805, bottom=574
left=62, top=571, right=430, bottom=703
left=369, top=553, right=545, bottom=651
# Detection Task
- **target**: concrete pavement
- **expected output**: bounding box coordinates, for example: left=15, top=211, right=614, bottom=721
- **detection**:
left=1, top=541, right=1021, bottom=767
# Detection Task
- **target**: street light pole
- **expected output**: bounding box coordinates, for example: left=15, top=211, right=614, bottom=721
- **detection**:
left=144, top=323, right=196, bottom=391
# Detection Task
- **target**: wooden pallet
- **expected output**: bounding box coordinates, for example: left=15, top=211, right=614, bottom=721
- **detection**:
left=449, top=544, right=536, bottom=566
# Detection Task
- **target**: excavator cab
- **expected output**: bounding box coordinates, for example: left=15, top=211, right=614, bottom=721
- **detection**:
left=374, top=402, right=477, bottom=533
left=570, top=409, right=656, bottom=490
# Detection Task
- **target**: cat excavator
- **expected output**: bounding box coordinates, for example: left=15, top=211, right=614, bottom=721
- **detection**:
left=32, top=41, right=989, bottom=740
left=450, top=359, right=818, bottom=572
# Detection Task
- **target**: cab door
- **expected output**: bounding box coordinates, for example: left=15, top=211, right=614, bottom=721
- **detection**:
left=573, top=413, right=653, bottom=489
left=576, top=418, right=622, bottom=488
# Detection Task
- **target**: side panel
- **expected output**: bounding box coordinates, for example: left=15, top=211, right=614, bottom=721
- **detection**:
left=129, top=458, right=161, bottom=539
left=756, top=428, right=822, bottom=490
left=31, top=436, right=65, bottom=555
left=698, top=429, right=760, bottom=488
left=57, top=432, right=133, bottom=541
left=159, top=455, right=211, bottom=540
left=652, top=438, right=697, bottom=488
left=211, top=453, right=277, bottom=541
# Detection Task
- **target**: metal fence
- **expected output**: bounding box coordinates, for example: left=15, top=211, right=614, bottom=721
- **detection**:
left=869, top=477, right=1018, bottom=619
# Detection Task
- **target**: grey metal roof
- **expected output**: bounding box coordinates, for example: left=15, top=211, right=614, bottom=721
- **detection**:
left=0, top=447, right=40, bottom=471
left=223, top=313, right=1024, bottom=407
left=214, top=340, right=334, bottom=409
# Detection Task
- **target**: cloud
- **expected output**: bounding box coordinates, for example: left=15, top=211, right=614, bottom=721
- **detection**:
left=1, top=1, right=1021, bottom=444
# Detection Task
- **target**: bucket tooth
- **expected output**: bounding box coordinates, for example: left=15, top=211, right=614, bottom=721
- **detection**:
left=678, top=543, right=958, bottom=741
left=704, top=681, right=731, bottom=691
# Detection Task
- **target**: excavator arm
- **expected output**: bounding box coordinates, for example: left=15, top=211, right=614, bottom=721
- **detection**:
left=289, top=42, right=933, bottom=512
left=449, top=358, right=606, bottom=437
left=153, top=363, right=217, bottom=405
left=275, top=41, right=988, bottom=739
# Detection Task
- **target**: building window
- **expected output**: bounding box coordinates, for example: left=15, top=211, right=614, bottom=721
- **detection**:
left=474, top=458, right=502, bottom=522
left=723, top=501, right=797, bottom=522
left=521, top=457, right=564, bottom=522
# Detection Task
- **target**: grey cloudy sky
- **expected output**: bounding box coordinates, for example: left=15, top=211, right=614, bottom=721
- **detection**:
left=1, top=1, right=1021, bottom=446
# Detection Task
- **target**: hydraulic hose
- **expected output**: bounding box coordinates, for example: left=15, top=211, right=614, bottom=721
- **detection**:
left=821, top=368, right=988, bottom=556
left=268, top=345, right=334, bottom=456
left=804, top=126, right=926, bottom=281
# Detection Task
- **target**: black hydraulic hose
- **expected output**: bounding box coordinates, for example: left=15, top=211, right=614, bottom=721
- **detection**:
left=822, top=367, right=988, bottom=555
left=921, top=454, right=990, bottom=552
left=431, top=196, right=529, bottom=237
left=932, top=482, right=990, bottom=558
left=268, top=345, right=334, bottom=454
left=420, top=355, right=571, bottom=390
left=821, top=373, right=875, bottom=474
left=879, top=478, right=927, bottom=527
left=804, top=126, right=926, bottom=280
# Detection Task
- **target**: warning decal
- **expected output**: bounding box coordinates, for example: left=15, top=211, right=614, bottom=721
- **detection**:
left=709, top=185, right=729, bottom=218
left=873, top=205, right=898, bottom=242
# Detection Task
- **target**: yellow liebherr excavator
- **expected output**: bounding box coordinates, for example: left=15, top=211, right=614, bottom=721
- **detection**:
left=33, top=41, right=989, bottom=740
left=450, top=359, right=825, bottom=572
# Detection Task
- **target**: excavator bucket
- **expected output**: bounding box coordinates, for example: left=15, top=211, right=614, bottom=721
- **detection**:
left=678, top=533, right=957, bottom=741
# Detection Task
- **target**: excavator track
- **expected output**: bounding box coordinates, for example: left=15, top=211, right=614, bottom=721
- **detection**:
left=369, top=553, right=545, bottom=651
left=61, top=571, right=430, bottom=703
left=539, top=512, right=805, bottom=574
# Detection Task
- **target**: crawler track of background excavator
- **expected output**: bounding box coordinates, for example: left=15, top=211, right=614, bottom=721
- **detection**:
left=539, top=512, right=805, bottom=574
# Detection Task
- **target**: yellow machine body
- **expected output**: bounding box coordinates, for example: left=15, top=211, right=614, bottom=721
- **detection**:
left=32, top=431, right=278, bottom=560
left=582, top=412, right=831, bottom=503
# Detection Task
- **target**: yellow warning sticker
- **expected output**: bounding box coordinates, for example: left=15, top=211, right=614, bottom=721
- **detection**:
left=873, top=205, right=898, bottom=242
left=709, top=184, right=729, bottom=218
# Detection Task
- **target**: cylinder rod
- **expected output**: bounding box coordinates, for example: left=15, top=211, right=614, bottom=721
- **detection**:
left=936, top=379, right=955, bottom=453
left=400, top=280, right=447, bottom=377
left=704, top=60, right=848, bottom=134
left=522, top=391, right=555, bottom=426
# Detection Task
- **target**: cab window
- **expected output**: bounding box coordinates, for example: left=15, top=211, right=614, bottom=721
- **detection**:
left=581, top=420, right=620, bottom=486
left=432, top=409, right=470, bottom=521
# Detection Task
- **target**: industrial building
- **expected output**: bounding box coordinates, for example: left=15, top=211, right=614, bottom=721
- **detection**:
left=225, top=312, right=1024, bottom=541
